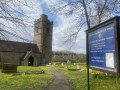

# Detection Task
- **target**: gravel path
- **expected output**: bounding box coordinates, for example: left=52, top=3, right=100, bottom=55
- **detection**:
left=46, top=68, right=70, bottom=90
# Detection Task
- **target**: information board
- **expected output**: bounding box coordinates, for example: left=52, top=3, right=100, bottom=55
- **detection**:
left=88, top=23, right=116, bottom=72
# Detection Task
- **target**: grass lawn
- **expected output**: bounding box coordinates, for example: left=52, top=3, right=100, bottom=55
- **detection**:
left=0, top=66, right=54, bottom=90
left=47, top=62, right=120, bottom=90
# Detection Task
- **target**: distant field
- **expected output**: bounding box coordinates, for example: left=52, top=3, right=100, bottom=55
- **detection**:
left=0, top=66, right=54, bottom=90
left=47, top=62, right=120, bottom=90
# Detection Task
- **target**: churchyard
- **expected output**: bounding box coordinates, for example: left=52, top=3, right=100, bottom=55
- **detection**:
left=46, top=62, right=120, bottom=90
left=0, top=66, right=53, bottom=90
left=1, top=62, right=120, bottom=90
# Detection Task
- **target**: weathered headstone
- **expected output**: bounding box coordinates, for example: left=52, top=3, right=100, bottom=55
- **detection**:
left=77, top=65, right=80, bottom=69
left=66, top=66, right=68, bottom=70
left=89, top=69, right=93, bottom=73
left=61, top=62, right=64, bottom=66
left=12, top=73, right=22, bottom=76
left=74, top=63, right=76, bottom=65
left=2, top=63, right=17, bottom=73
left=49, top=63, right=51, bottom=65
left=67, top=60, right=71, bottom=64
left=53, top=63, right=56, bottom=66
left=79, top=69, right=84, bottom=72
left=25, top=70, right=44, bottom=75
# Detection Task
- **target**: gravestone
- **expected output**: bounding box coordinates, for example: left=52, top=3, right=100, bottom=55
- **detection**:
left=49, top=63, right=51, bottom=65
left=77, top=65, right=80, bottom=69
left=2, top=63, right=17, bottom=73
left=61, top=62, right=64, bottom=66
left=74, top=63, right=76, bottom=65
left=89, top=69, right=93, bottom=73
left=66, top=66, right=68, bottom=70
left=67, top=60, right=71, bottom=64
left=53, top=63, right=56, bottom=66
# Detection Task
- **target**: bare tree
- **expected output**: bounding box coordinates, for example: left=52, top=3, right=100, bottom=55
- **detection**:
left=0, top=0, right=40, bottom=41
left=47, top=0, right=120, bottom=43
left=0, top=0, right=32, bottom=27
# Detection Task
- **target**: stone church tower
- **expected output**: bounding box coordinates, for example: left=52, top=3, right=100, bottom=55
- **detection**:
left=34, top=14, right=53, bottom=64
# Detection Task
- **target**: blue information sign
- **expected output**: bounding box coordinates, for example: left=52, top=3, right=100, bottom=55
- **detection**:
left=88, top=23, right=116, bottom=72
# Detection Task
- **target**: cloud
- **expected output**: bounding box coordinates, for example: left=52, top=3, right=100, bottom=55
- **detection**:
left=40, top=0, right=86, bottom=53
left=0, top=0, right=86, bottom=53
left=71, top=31, right=86, bottom=53
left=51, top=15, right=86, bottom=53
left=0, top=0, right=43, bottom=42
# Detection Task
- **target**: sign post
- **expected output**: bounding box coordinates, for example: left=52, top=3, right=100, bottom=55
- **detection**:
left=86, top=16, right=120, bottom=76
left=86, top=16, right=120, bottom=89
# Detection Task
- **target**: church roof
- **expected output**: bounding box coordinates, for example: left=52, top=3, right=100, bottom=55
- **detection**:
left=0, top=40, right=40, bottom=53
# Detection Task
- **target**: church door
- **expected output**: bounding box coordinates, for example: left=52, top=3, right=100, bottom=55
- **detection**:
left=28, top=57, right=34, bottom=66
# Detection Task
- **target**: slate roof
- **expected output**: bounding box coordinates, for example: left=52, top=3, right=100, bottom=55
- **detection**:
left=0, top=40, right=40, bottom=53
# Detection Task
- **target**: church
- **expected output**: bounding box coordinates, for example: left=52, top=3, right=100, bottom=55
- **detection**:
left=0, top=14, right=53, bottom=66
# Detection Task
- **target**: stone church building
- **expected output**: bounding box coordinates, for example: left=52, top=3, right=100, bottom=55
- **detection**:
left=0, top=14, right=53, bottom=66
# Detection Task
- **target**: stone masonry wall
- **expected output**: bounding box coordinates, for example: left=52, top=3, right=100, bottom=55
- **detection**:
left=34, top=14, right=53, bottom=64
left=0, top=52, right=40, bottom=66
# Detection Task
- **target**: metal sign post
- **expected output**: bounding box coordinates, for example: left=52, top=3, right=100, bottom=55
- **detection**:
left=86, top=31, right=90, bottom=90
left=87, top=67, right=90, bottom=90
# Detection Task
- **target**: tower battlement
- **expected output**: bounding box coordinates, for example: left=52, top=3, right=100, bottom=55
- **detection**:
left=34, top=14, right=53, bottom=64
